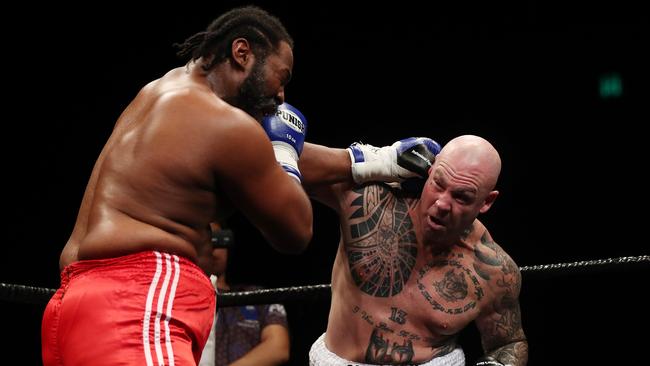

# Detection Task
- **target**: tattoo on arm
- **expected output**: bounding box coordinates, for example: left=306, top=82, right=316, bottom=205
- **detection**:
left=346, top=185, right=418, bottom=297
left=480, top=280, right=527, bottom=365
left=491, top=294, right=523, bottom=342
left=485, top=341, right=529, bottom=366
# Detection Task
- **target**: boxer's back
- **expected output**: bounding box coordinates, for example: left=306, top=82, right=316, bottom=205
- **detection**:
left=61, top=67, right=235, bottom=268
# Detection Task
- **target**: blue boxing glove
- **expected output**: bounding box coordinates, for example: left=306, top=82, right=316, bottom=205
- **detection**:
left=262, top=103, right=308, bottom=182
left=348, top=137, right=441, bottom=188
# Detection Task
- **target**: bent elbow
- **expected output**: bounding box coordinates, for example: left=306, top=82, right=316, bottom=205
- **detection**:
left=281, top=224, right=313, bottom=254
left=288, top=203, right=313, bottom=253
left=264, top=195, right=313, bottom=254
left=272, top=213, right=313, bottom=255
left=297, top=225, right=313, bottom=252
left=278, top=350, right=290, bottom=364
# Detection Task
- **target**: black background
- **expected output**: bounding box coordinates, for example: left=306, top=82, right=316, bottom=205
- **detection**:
left=1, top=1, right=648, bottom=364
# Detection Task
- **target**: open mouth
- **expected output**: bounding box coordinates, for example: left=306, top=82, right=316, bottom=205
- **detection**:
left=428, top=215, right=445, bottom=229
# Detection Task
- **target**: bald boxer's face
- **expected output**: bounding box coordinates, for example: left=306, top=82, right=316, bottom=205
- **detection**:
left=418, top=163, right=487, bottom=244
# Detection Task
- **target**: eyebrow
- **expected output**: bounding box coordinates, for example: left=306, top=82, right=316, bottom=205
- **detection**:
left=452, top=187, right=477, bottom=196
left=433, top=171, right=478, bottom=195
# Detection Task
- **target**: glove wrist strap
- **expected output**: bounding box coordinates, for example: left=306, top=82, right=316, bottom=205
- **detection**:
left=347, top=143, right=394, bottom=184
left=272, top=142, right=301, bottom=182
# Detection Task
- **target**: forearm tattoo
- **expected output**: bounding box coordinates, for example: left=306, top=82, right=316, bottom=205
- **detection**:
left=487, top=341, right=529, bottom=366
left=346, top=185, right=418, bottom=297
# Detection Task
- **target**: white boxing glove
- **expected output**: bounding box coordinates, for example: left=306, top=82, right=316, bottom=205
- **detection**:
left=348, top=137, right=441, bottom=186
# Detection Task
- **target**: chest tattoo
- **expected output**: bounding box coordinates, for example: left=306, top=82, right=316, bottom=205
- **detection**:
left=417, top=259, right=484, bottom=315
left=346, top=185, right=418, bottom=297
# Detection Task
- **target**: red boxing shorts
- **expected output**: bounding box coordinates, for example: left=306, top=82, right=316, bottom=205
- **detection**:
left=42, top=251, right=216, bottom=366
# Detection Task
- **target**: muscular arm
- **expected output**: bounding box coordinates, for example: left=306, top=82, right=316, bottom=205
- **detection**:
left=230, top=324, right=290, bottom=366
left=216, top=111, right=312, bottom=254
left=474, top=249, right=528, bottom=366
left=299, top=142, right=354, bottom=208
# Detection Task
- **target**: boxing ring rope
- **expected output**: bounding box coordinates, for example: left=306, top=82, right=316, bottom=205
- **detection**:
left=1, top=255, right=648, bottom=307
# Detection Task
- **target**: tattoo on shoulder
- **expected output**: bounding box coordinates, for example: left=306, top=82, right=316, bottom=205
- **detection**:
left=474, top=231, right=502, bottom=267
left=473, top=231, right=521, bottom=291
left=346, top=185, right=418, bottom=297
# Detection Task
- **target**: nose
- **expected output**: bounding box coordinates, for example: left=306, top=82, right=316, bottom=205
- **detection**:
left=434, top=196, right=451, bottom=213
left=275, top=88, right=285, bottom=105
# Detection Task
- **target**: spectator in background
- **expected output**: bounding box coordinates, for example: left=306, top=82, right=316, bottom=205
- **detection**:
left=200, top=222, right=290, bottom=366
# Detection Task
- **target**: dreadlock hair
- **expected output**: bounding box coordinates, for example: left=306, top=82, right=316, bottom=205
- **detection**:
left=174, top=6, right=293, bottom=71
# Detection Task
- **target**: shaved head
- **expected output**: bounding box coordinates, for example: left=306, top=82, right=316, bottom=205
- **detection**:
left=417, top=135, right=502, bottom=246
left=436, top=135, right=501, bottom=193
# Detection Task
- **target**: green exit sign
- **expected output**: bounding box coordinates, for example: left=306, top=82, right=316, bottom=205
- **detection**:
left=599, top=73, right=623, bottom=99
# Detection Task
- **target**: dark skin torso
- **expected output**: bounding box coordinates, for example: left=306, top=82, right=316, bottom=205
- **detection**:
left=60, top=59, right=310, bottom=271
left=61, top=67, right=234, bottom=269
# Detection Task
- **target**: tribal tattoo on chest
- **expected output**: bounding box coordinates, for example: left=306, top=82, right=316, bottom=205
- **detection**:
left=346, top=185, right=418, bottom=297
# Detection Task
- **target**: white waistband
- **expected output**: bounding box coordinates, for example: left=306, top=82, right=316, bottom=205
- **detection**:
left=309, top=333, right=465, bottom=366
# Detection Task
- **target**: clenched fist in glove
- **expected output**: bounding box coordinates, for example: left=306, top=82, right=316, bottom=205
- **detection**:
left=262, top=103, right=308, bottom=182
left=348, top=137, right=441, bottom=189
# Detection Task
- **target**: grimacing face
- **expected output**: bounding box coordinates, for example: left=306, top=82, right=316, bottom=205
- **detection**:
left=418, top=165, right=488, bottom=244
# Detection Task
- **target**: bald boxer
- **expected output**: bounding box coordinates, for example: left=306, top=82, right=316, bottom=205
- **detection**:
left=41, top=6, right=312, bottom=366
left=300, top=135, right=528, bottom=365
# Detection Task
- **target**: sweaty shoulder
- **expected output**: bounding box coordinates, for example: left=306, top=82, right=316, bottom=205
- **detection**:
left=125, top=73, right=274, bottom=190
left=155, top=80, right=250, bottom=126
left=147, top=77, right=266, bottom=149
